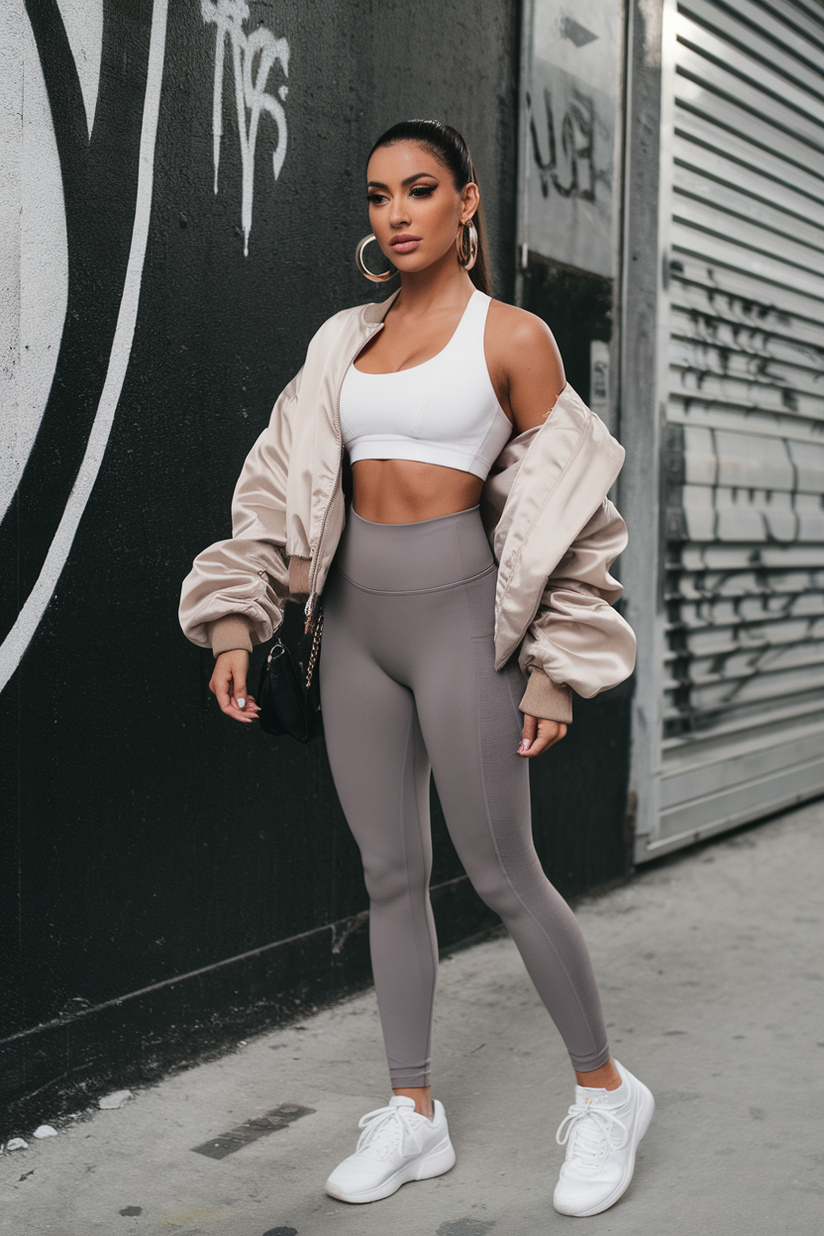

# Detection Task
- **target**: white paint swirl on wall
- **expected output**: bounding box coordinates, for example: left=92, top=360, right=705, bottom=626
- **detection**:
left=56, top=0, right=104, bottom=136
left=0, top=0, right=103, bottom=521
left=201, top=0, right=289, bottom=256
left=0, top=0, right=169, bottom=694
left=0, top=13, right=69, bottom=522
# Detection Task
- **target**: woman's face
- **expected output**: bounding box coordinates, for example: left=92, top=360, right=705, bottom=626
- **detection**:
left=366, top=140, right=478, bottom=275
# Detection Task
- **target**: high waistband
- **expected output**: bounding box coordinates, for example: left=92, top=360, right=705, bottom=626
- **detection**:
left=333, top=505, right=495, bottom=594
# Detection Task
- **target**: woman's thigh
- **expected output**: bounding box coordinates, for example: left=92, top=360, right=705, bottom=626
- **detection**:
left=408, top=570, right=536, bottom=889
left=319, top=570, right=433, bottom=892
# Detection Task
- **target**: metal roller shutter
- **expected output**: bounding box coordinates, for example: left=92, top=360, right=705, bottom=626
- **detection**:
left=647, top=0, right=824, bottom=856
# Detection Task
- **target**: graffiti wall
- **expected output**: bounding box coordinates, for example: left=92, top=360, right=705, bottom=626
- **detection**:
left=0, top=0, right=521, bottom=1130
left=1, top=0, right=631, bottom=1133
left=525, top=0, right=623, bottom=277
left=519, top=0, right=625, bottom=430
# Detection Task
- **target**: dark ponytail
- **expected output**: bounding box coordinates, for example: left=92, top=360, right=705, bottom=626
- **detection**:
left=368, top=120, right=492, bottom=296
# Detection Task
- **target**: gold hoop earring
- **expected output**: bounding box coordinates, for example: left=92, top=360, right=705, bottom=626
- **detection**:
left=355, top=233, right=394, bottom=282
left=457, top=220, right=478, bottom=272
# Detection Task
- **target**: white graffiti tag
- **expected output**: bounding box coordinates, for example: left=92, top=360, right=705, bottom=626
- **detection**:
left=202, top=1, right=289, bottom=255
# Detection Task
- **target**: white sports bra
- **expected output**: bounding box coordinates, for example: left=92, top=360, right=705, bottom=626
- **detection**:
left=339, top=290, right=512, bottom=482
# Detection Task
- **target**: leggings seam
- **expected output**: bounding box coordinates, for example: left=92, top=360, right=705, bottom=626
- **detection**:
left=399, top=702, right=434, bottom=1082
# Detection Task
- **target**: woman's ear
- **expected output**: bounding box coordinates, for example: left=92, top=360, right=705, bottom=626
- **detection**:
left=461, top=181, right=480, bottom=222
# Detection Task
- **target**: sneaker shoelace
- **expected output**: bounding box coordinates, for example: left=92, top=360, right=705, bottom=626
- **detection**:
left=555, top=1101, right=629, bottom=1170
left=355, top=1104, right=425, bottom=1160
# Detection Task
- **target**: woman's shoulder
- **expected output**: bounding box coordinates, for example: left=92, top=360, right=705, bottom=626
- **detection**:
left=485, top=299, right=565, bottom=423
left=486, top=299, right=559, bottom=353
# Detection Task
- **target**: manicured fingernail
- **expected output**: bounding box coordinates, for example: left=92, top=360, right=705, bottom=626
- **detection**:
left=518, top=740, right=529, bottom=753
left=237, top=698, right=246, bottom=709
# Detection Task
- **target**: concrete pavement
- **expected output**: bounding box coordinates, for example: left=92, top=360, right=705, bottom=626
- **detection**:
left=2, top=800, right=823, bottom=1235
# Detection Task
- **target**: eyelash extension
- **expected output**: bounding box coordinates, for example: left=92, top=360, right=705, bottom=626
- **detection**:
left=367, top=184, right=436, bottom=205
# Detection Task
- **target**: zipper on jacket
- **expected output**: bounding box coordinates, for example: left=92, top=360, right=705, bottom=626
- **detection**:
left=304, top=321, right=384, bottom=632
left=304, top=450, right=343, bottom=633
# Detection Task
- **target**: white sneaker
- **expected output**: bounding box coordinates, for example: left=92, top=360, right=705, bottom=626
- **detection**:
left=552, top=1061, right=654, bottom=1217
left=324, top=1095, right=456, bottom=1204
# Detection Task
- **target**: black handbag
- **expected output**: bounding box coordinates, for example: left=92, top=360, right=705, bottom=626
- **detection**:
left=257, top=608, right=323, bottom=742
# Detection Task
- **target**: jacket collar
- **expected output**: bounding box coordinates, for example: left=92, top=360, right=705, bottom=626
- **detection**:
left=362, top=289, right=400, bottom=324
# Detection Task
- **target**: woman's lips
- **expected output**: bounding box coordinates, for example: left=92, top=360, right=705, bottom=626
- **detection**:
left=390, top=236, right=421, bottom=254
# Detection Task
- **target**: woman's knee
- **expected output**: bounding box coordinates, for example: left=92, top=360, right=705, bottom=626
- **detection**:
left=362, top=853, right=430, bottom=909
left=464, top=848, right=544, bottom=917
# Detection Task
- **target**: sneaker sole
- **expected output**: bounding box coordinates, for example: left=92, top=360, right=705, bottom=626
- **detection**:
left=553, top=1079, right=655, bottom=1218
left=324, top=1135, right=456, bottom=1204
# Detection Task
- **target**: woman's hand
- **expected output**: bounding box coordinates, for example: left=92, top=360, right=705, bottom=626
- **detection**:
left=209, top=650, right=260, bottom=724
left=517, top=713, right=567, bottom=757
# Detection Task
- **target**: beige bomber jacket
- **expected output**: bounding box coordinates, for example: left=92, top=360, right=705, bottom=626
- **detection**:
left=178, top=293, right=636, bottom=724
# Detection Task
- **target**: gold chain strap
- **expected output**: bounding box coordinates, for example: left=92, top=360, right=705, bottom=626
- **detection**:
left=305, top=609, right=324, bottom=689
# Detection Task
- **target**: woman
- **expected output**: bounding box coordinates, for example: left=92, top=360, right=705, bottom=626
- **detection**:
left=180, top=120, right=653, bottom=1218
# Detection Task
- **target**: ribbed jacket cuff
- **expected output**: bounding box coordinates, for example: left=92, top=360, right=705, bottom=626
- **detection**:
left=210, top=615, right=254, bottom=658
left=519, top=670, right=573, bottom=723
left=288, top=556, right=311, bottom=598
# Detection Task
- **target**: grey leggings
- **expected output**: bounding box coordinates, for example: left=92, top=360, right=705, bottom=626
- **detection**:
left=319, top=506, right=610, bottom=1088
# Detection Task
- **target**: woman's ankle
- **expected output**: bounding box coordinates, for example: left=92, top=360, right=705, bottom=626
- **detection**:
left=574, top=1057, right=622, bottom=1091
left=393, top=1085, right=433, bottom=1118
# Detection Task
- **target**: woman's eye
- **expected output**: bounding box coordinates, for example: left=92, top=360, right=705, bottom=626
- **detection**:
left=367, top=193, right=387, bottom=205
left=410, top=185, right=434, bottom=198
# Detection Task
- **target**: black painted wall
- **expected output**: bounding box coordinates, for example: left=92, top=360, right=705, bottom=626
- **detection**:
left=1, top=0, right=631, bottom=1136
left=522, top=253, right=633, bottom=889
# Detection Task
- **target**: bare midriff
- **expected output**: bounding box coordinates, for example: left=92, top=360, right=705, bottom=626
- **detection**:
left=351, top=458, right=484, bottom=524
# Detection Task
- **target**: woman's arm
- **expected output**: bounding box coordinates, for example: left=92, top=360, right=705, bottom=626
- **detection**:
left=179, top=371, right=303, bottom=721
left=486, top=304, right=569, bottom=756
left=486, top=301, right=566, bottom=435
left=486, top=304, right=635, bottom=756
left=519, top=498, right=636, bottom=701
left=514, top=495, right=634, bottom=755
left=179, top=370, right=302, bottom=651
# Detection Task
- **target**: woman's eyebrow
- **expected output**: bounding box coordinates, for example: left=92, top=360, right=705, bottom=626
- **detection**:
left=367, top=173, right=439, bottom=189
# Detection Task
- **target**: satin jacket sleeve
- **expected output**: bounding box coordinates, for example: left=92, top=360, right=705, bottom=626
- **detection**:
left=485, top=385, right=637, bottom=726
left=178, top=370, right=302, bottom=652
left=517, top=497, right=636, bottom=723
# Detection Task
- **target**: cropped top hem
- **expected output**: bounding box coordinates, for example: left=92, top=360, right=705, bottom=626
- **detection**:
left=347, top=435, right=503, bottom=481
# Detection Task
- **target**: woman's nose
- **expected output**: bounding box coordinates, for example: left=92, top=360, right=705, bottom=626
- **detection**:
left=389, top=198, right=410, bottom=228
